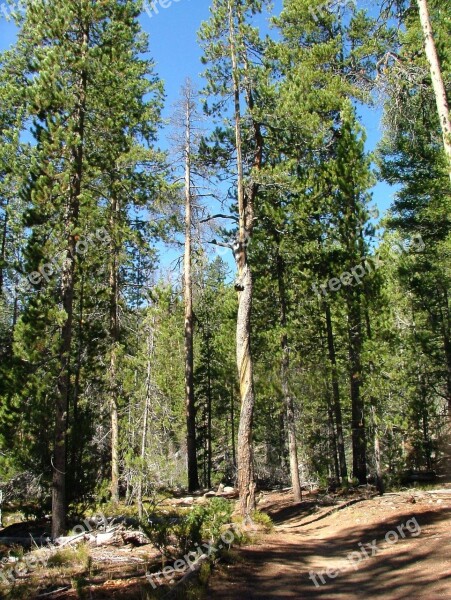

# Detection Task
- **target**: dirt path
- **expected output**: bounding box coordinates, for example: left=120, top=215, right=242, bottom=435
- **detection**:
left=208, top=489, right=451, bottom=599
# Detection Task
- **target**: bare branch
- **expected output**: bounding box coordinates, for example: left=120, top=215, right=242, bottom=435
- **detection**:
left=199, top=213, right=239, bottom=224
left=207, top=239, right=234, bottom=249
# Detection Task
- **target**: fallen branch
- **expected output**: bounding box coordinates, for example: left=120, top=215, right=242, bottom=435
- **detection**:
left=55, top=530, right=91, bottom=548
left=37, top=587, right=71, bottom=598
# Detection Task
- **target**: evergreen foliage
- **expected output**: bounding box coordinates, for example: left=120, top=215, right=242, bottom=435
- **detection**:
left=0, top=0, right=449, bottom=531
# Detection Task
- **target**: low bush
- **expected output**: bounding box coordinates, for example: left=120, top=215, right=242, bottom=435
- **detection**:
left=250, top=510, right=273, bottom=532
left=142, top=497, right=233, bottom=558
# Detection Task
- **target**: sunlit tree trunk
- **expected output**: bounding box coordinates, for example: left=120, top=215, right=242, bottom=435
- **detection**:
left=109, top=193, right=120, bottom=505
left=228, top=1, right=260, bottom=516
left=416, top=0, right=451, bottom=183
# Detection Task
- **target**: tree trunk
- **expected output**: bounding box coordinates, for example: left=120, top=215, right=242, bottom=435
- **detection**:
left=206, top=335, right=213, bottom=489
left=371, top=405, right=384, bottom=494
left=324, top=303, right=348, bottom=482
left=328, top=401, right=340, bottom=481
left=138, top=320, right=155, bottom=519
left=110, top=353, right=119, bottom=504
left=445, top=333, right=451, bottom=415
left=109, top=194, right=120, bottom=505
left=183, top=87, right=199, bottom=493
left=347, top=289, right=367, bottom=485
left=235, top=263, right=256, bottom=515
left=230, top=383, right=236, bottom=472
left=69, top=271, right=84, bottom=502
left=416, top=0, right=451, bottom=183
left=276, top=251, right=302, bottom=502
left=282, top=350, right=302, bottom=502
left=441, top=287, right=451, bottom=414
left=52, top=27, right=88, bottom=539
left=363, top=304, right=384, bottom=494
left=137, top=375, right=149, bottom=520
left=228, top=1, right=257, bottom=516
left=0, top=206, right=7, bottom=296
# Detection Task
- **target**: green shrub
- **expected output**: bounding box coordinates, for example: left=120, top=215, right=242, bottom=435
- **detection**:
left=250, top=510, right=273, bottom=532
left=142, top=498, right=233, bottom=559
left=201, top=498, right=233, bottom=543
left=172, top=505, right=206, bottom=554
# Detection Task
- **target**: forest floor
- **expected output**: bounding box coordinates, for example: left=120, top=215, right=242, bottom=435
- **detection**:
left=0, top=486, right=450, bottom=599
left=207, top=487, right=451, bottom=599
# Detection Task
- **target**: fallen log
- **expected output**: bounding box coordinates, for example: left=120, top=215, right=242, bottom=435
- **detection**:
left=54, top=525, right=145, bottom=548
left=0, top=527, right=151, bottom=550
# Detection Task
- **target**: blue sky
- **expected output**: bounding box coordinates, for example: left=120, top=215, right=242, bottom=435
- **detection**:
left=136, top=0, right=396, bottom=238
left=0, top=0, right=396, bottom=260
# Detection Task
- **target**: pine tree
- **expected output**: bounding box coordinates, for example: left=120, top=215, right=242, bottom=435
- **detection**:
left=9, top=0, right=164, bottom=535
left=199, top=0, right=268, bottom=515
left=378, top=0, right=451, bottom=414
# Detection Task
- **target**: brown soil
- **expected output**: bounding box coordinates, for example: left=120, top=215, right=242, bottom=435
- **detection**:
left=2, top=487, right=450, bottom=599
left=208, top=488, right=451, bottom=599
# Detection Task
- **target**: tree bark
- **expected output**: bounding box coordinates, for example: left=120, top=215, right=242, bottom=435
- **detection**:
left=231, top=383, right=236, bottom=469
left=69, top=271, right=84, bottom=502
left=206, top=334, right=213, bottom=489
left=276, top=251, right=302, bottom=502
left=363, top=304, right=384, bottom=494
left=282, top=345, right=302, bottom=502
left=445, top=332, right=451, bottom=415
left=416, top=0, right=451, bottom=183
left=52, top=26, right=88, bottom=539
left=109, top=193, right=120, bottom=505
left=183, top=85, right=199, bottom=493
left=109, top=338, right=119, bottom=504
left=228, top=1, right=258, bottom=516
left=324, top=302, right=348, bottom=482
left=109, top=184, right=121, bottom=504
left=328, top=400, right=340, bottom=481
left=371, top=405, right=384, bottom=494
left=235, top=262, right=256, bottom=515
left=347, top=288, right=367, bottom=485
left=138, top=320, right=155, bottom=519
left=440, top=287, right=451, bottom=414
left=0, top=206, right=7, bottom=296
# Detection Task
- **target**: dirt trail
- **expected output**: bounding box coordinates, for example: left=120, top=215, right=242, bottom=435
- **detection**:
left=208, top=489, right=451, bottom=599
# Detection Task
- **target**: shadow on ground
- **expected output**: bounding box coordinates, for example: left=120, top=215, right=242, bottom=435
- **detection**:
left=207, top=496, right=451, bottom=599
